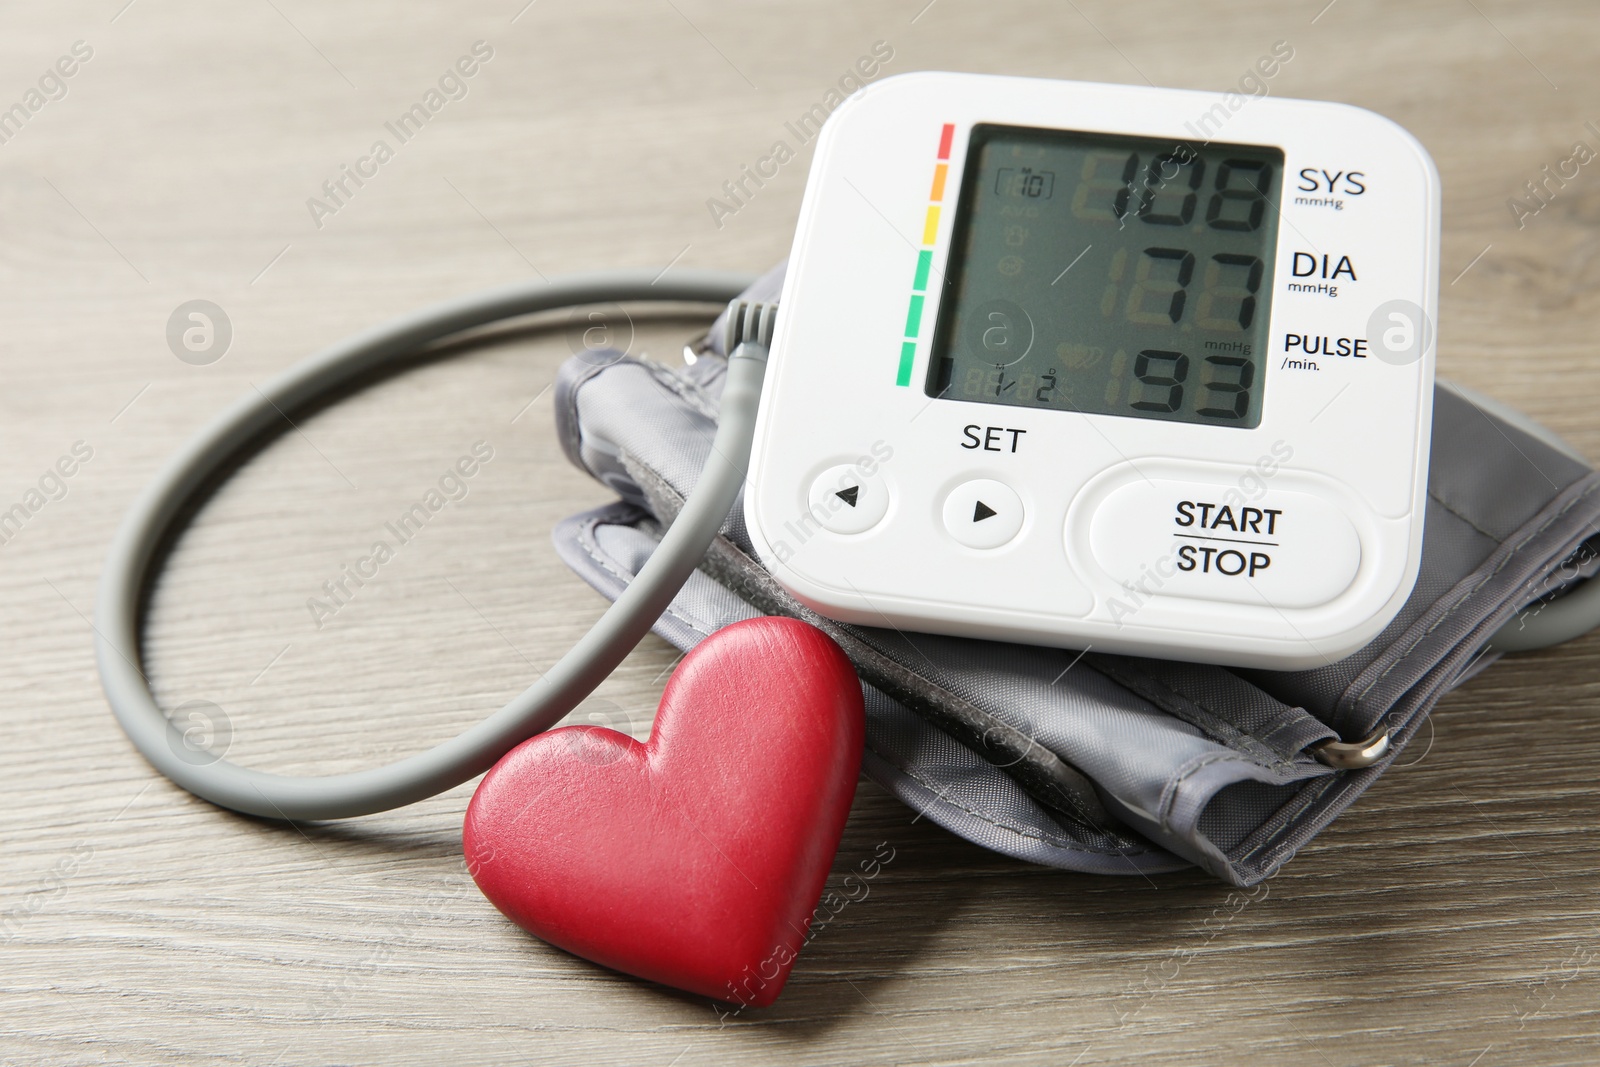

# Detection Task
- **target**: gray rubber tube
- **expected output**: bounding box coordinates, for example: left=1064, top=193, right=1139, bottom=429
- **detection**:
left=96, top=268, right=1599, bottom=821
left=96, top=270, right=760, bottom=821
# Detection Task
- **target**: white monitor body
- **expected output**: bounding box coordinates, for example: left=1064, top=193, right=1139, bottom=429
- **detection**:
left=744, top=72, right=1441, bottom=670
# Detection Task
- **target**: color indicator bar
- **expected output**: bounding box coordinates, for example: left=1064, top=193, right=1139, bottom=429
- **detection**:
left=897, top=123, right=954, bottom=387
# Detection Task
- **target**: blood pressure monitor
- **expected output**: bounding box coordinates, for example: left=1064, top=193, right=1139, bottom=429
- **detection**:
left=745, top=72, right=1441, bottom=669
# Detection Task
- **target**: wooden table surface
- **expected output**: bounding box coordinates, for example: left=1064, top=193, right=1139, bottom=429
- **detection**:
left=3, top=1, right=1599, bottom=1063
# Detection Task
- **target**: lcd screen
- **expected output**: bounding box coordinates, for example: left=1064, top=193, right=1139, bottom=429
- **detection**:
left=926, top=124, right=1283, bottom=428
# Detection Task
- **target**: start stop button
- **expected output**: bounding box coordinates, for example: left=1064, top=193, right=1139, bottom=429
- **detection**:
left=1083, top=479, right=1362, bottom=609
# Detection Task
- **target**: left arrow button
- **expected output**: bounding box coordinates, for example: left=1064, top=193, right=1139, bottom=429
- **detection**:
left=807, top=463, right=890, bottom=535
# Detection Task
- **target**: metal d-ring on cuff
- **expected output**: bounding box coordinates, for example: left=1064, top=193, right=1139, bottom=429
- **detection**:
left=1311, top=725, right=1394, bottom=769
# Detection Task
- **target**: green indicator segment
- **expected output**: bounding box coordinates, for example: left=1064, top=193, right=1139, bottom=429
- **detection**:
left=896, top=341, right=916, bottom=387
left=904, top=294, right=924, bottom=337
left=897, top=254, right=934, bottom=388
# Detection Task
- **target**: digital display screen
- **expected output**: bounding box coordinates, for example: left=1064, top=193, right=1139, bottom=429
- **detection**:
left=926, top=125, right=1283, bottom=428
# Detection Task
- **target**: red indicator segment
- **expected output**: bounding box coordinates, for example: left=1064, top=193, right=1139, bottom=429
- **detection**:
left=936, top=122, right=954, bottom=160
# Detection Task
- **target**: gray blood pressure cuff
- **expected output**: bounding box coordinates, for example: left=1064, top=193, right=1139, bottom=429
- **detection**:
left=549, top=262, right=1600, bottom=886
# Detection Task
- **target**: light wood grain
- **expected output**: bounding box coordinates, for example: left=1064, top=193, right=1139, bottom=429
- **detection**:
left=3, top=1, right=1600, bottom=1064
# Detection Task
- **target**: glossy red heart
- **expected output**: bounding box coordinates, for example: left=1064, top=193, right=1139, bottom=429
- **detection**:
left=463, top=616, right=864, bottom=1007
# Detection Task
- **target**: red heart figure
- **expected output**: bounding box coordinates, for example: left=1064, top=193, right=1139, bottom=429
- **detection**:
left=463, top=616, right=865, bottom=1007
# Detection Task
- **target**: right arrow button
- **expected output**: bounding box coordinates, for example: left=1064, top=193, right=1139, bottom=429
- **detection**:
left=943, top=479, right=1024, bottom=549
